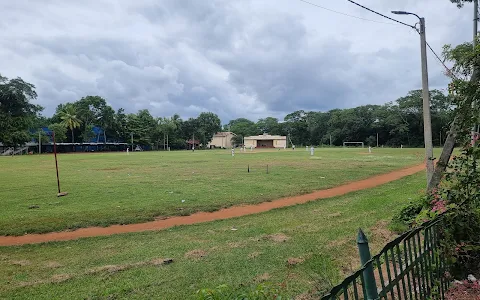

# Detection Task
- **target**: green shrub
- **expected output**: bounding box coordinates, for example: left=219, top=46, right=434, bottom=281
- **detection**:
left=390, top=197, right=426, bottom=233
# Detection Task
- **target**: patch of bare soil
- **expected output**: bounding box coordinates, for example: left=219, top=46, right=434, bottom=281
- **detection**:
left=254, top=273, right=271, bottom=283
left=287, top=257, right=305, bottom=266
left=51, top=274, right=72, bottom=283
left=10, top=260, right=31, bottom=266
left=326, top=212, right=342, bottom=218
left=87, top=265, right=128, bottom=274
left=370, top=220, right=397, bottom=243
left=328, top=220, right=397, bottom=276
left=228, top=241, right=246, bottom=248
left=248, top=251, right=262, bottom=259
left=265, top=233, right=290, bottom=243
left=45, top=261, right=62, bottom=268
left=446, top=279, right=480, bottom=300
left=184, top=249, right=207, bottom=259
left=16, top=257, right=173, bottom=288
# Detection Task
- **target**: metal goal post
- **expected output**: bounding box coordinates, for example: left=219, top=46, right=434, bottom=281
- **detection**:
left=343, top=142, right=364, bottom=148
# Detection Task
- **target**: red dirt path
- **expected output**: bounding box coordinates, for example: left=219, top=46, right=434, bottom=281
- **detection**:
left=0, top=163, right=425, bottom=246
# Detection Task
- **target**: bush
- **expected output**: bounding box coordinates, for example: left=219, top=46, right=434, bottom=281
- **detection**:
left=390, top=197, right=426, bottom=233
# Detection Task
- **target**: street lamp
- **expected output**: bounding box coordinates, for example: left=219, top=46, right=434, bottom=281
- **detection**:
left=392, top=10, right=434, bottom=186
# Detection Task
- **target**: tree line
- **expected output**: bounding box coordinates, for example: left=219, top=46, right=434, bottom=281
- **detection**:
left=1, top=73, right=454, bottom=149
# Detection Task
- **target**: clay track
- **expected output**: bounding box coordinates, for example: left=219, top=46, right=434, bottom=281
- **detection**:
left=0, top=163, right=425, bottom=246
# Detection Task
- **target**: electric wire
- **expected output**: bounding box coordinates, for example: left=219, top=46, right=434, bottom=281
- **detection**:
left=300, top=0, right=456, bottom=79
left=426, top=41, right=457, bottom=79
left=345, top=0, right=416, bottom=29
left=297, top=0, right=399, bottom=25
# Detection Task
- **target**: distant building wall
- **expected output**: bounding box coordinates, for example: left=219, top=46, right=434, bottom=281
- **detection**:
left=244, top=133, right=287, bottom=148
left=208, top=132, right=235, bottom=148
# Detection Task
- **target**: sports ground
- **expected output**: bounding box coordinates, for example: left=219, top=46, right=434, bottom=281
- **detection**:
left=0, top=148, right=429, bottom=299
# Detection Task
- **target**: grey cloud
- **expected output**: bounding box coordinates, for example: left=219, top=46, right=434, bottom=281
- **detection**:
left=0, top=0, right=473, bottom=122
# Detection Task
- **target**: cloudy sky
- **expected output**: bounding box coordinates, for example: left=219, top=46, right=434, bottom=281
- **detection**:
left=0, top=0, right=473, bottom=122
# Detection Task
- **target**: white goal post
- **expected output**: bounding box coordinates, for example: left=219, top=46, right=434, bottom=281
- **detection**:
left=343, top=142, right=364, bottom=148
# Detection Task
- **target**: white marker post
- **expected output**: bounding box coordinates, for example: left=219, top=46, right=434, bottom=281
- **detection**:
left=310, top=146, right=314, bottom=156
left=126, top=148, right=129, bottom=155
left=306, top=146, right=308, bottom=152
left=368, top=146, right=372, bottom=153
left=231, top=148, right=235, bottom=157
left=401, top=145, right=403, bottom=149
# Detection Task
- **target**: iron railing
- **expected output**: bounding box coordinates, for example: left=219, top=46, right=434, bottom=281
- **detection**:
left=322, top=216, right=448, bottom=300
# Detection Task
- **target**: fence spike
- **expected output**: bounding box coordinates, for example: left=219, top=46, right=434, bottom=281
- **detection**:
left=357, top=229, right=379, bottom=300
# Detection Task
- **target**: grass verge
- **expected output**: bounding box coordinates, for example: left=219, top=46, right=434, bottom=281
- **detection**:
left=0, top=148, right=425, bottom=235
left=0, top=172, right=425, bottom=299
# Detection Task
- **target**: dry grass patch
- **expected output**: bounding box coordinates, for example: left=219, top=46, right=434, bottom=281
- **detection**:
left=254, top=273, right=271, bottom=283
left=265, top=233, right=290, bottom=243
left=184, top=249, right=208, bottom=259
left=287, top=257, right=305, bottom=266
left=248, top=251, right=262, bottom=259
left=45, top=261, right=62, bottom=269
left=10, top=260, right=31, bottom=266
left=228, top=241, right=247, bottom=248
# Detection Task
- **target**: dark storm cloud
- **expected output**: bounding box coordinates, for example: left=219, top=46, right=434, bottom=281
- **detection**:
left=0, top=0, right=473, bottom=122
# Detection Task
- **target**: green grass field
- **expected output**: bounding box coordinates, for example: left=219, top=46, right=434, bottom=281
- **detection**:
left=0, top=148, right=425, bottom=236
left=0, top=172, right=426, bottom=299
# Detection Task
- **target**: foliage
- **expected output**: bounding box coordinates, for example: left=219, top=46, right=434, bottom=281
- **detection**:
left=396, top=38, right=480, bottom=279
left=450, top=0, right=474, bottom=8
left=0, top=74, right=43, bottom=146
left=196, top=284, right=287, bottom=300
left=47, top=123, right=67, bottom=142
left=390, top=197, right=426, bottom=232
left=58, top=103, right=82, bottom=143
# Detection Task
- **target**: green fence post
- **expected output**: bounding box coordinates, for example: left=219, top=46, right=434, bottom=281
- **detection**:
left=357, top=229, right=379, bottom=300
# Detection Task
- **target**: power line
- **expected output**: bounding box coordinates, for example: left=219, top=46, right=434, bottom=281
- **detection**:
left=426, top=41, right=457, bottom=79
left=345, top=0, right=416, bottom=29
left=299, top=0, right=455, bottom=79
left=297, top=0, right=399, bottom=26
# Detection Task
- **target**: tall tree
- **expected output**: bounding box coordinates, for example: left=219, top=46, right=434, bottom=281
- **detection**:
left=74, top=96, right=107, bottom=142
left=59, top=103, right=82, bottom=145
left=228, top=118, right=258, bottom=145
left=0, top=75, right=43, bottom=146
left=196, top=112, right=221, bottom=147
left=256, top=117, right=281, bottom=135
left=284, top=110, right=308, bottom=146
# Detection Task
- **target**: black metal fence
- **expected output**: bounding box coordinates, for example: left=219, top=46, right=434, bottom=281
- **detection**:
left=322, top=216, right=448, bottom=299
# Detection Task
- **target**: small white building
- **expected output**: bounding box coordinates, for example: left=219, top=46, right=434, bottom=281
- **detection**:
left=208, top=132, right=236, bottom=149
left=244, top=133, right=287, bottom=149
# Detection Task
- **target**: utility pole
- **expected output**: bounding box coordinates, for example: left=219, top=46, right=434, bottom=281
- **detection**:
left=376, top=132, right=379, bottom=148
left=472, top=0, right=479, bottom=145
left=131, top=133, right=133, bottom=151
left=38, top=130, right=41, bottom=154
left=419, top=17, right=435, bottom=184
left=392, top=11, right=435, bottom=186
left=474, top=0, right=478, bottom=47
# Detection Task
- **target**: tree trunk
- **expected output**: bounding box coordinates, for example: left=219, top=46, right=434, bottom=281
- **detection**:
left=428, top=120, right=458, bottom=191
left=71, top=129, right=75, bottom=152
left=428, top=68, right=479, bottom=190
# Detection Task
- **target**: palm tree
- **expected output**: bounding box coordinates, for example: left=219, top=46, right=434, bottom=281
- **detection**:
left=59, top=104, right=81, bottom=148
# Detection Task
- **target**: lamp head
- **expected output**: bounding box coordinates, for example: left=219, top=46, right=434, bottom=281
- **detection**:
left=391, top=11, right=410, bottom=15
